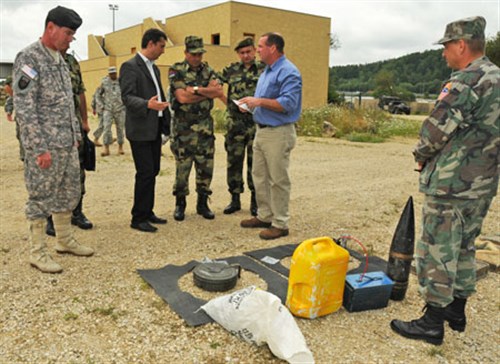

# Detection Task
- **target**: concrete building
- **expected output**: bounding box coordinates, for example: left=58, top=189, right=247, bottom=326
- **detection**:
left=80, top=1, right=330, bottom=109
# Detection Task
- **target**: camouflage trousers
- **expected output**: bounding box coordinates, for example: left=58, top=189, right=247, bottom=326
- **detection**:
left=24, top=146, right=81, bottom=220
left=416, top=194, right=494, bottom=307
left=170, top=132, right=215, bottom=196
left=15, top=121, right=25, bottom=161
left=103, top=108, right=125, bottom=146
left=93, top=113, right=104, bottom=140
left=224, top=116, right=256, bottom=194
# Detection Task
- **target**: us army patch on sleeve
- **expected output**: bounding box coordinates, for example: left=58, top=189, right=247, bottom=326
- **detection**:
left=17, top=65, right=38, bottom=90
left=438, top=82, right=452, bottom=101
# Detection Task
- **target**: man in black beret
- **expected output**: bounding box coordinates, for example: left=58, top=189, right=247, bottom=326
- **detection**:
left=13, top=6, right=93, bottom=273
left=219, top=38, right=265, bottom=216
left=45, top=5, right=82, bottom=31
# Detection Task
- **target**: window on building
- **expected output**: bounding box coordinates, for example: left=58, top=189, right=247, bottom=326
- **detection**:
left=211, top=33, right=220, bottom=45
left=243, top=33, right=255, bottom=40
left=131, top=47, right=136, bottom=54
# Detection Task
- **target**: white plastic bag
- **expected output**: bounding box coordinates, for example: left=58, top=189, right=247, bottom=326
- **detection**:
left=201, top=286, right=314, bottom=363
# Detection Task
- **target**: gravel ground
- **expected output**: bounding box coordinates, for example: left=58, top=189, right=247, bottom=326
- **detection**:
left=1, top=114, right=499, bottom=364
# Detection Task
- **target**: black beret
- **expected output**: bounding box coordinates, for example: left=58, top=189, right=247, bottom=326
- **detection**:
left=46, top=6, right=82, bottom=31
left=234, top=37, right=254, bottom=51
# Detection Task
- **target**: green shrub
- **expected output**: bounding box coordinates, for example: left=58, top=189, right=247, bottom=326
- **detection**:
left=297, top=105, right=421, bottom=142
left=211, top=104, right=421, bottom=143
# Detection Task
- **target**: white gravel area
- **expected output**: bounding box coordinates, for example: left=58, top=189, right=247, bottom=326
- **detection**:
left=1, top=114, right=499, bottom=363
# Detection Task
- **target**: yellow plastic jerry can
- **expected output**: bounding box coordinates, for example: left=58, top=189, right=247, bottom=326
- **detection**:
left=286, top=236, right=350, bottom=318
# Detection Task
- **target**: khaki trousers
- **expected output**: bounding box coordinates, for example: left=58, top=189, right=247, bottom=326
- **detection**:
left=252, top=123, right=296, bottom=229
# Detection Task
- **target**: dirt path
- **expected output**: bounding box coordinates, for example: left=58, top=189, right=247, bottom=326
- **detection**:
left=1, top=114, right=498, bottom=363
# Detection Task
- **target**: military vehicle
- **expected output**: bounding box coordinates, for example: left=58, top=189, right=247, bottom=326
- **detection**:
left=378, top=96, right=411, bottom=115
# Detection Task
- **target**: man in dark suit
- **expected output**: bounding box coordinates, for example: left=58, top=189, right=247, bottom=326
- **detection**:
left=119, top=28, right=170, bottom=233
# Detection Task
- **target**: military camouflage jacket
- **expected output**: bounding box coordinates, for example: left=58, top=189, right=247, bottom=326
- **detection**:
left=4, top=95, right=14, bottom=115
left=169, top=60, right=218, bottom=116
left=98, top=76, right=124, bottom=111
left=219, top=60, right=265, bottom=116
left=63, top=53, right=85, bottom=115
left=91, top=86, right=104, bottom=114
left=13, top=41, right=81, bottom=155
left=414, top=56, right=499, bottom=199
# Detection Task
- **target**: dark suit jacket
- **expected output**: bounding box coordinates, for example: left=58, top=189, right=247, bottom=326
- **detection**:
left=119, top=53, right=170, bottom=141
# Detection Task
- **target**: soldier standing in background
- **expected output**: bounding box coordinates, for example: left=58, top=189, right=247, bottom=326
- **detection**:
left=4, top=75, right=25, bottom=161
left=98, top=66, right=126, bottom=156
left=91, top=85, right=104, bottom=147
left=169, top=36, right=223, bottom=221
left=13, top=6, right=94, bottom=273
left=391, top=16, right=499, bottom=345
left=46, top=41, right=94, bottom=235
left=219, top=38, right=265, bottom=216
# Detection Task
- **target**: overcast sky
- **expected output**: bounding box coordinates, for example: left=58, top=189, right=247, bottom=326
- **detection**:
left=1, top=0, right=499, bottom=66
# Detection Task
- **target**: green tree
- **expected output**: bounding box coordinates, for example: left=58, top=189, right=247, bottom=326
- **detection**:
left=486, top=32, right=500, bottom=66
left=373, top=70, right=395, bottom=97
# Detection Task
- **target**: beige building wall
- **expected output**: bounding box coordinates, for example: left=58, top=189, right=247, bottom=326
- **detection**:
left=80, top=1, right=330, bottom=110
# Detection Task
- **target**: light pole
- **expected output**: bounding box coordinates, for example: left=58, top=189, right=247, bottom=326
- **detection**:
left=109, top=4, right=119, bottom=32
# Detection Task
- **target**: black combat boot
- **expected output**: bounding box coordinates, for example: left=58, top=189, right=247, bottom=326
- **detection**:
left=174, top=196, right=187, bottom=221
left=71, top=198, right=93, bottom=230
left=250, top=192, right=257, bottom=216
left=197, top=193, right=215, bottom=220
left=46, top=215, right=56, bottom=237
left=223, top=193, right=241, bottom=214
left=390, top=304, right=445, bottom=345
left=444, top=297, right=467, bottom=332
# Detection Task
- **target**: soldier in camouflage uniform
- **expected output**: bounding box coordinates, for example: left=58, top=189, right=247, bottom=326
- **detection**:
left=391, top=16, right=499, bottom=345
left=169, top=36, right=224, bottom=221
left=3, top=76, right=25, bottom=161
left=219, top=38, right=265, bottom=216
left=13, top=6, right=94, bottom=274
left=46, top=46, right=94, bottom=236
left=97, top=66, right=126, bottom=156
left=91, top=86, right=104, bottom=146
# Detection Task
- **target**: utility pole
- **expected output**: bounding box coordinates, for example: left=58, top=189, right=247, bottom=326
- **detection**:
left=109, top=4, right=119, bottom=32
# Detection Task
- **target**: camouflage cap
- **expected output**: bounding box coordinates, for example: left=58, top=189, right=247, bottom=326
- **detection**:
left=108, top=66, right=117, bottom=73
left=435, top=16, right=486, bottom=45
left=234, top=37, right=254, bottom=51
left=185, top=35, right=206, bottom=54
left=46, top=6, right=82, bottom=31
left=5, top=75, right=12, bottom=86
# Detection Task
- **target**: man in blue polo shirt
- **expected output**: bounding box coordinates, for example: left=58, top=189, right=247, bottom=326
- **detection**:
left=239, top=32, right=302, bottom=240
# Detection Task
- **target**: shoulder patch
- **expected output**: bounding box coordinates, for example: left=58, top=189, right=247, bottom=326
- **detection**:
left=168, top=69, right=177, bottom=78
left=21, top=64, right=38, bottom=80
left=438, top=82, right=452, bottom=101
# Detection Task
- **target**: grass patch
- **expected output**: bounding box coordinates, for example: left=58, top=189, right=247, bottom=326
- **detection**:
left=298, top=105, right=421, bottom=142
left=63, top=312, right=79, bottom=321
left=210, top=342, right=221, bottom=349
left=427, top=347, right=444, bottom=357
left=212, top=109, right=229, bottom=133
left=212, top=104, right=421, bottom=143
left=344, top=133, right=385, bottom=143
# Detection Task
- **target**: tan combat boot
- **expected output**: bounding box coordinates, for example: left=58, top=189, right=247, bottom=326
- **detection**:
left=101, top=144, right=110, bottom=157
left=29, top=219, right=63, bottom=273
left=118, top=144, right=124, bottom=155
left=53, top=212, right=94, bottom=256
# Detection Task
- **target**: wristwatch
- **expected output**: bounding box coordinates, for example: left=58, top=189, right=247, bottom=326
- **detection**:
left=193, top=86, right=199, bottom=95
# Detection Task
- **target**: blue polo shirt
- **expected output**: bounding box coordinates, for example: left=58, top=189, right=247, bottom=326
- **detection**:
left=253, top=55, right=302, bottom=126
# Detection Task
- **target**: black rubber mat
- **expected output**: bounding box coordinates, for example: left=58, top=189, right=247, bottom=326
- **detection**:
left=137, top=255, right=288, bottom=327
left=243, top=243, right=299, bottom=276
left=244, top=243, right=388, bottom=277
